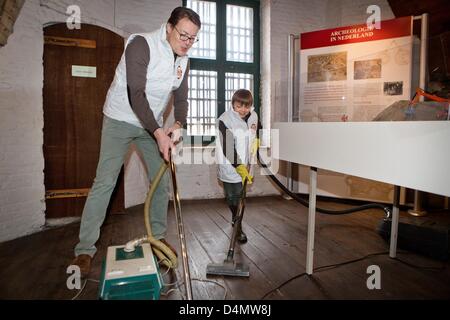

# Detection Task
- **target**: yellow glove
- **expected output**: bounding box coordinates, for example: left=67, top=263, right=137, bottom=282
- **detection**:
left=236, top=164, right=253, bottom=184
left=251, top=138, right=260, bottom=156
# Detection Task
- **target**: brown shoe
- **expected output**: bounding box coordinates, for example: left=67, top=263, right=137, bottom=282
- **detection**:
left=160, top=239, right=178, bottom=257
left=70, top=254, right=92, bottom=278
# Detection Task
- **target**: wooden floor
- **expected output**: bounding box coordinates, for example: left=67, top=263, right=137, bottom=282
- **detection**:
left=1, top=196, right=449, bottom=300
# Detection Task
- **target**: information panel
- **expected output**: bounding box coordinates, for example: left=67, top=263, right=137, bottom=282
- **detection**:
left=299, top=16, right=413, bottom=122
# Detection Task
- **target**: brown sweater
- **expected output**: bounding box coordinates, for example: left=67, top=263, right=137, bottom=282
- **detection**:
left=125, top=35, right=190, bottom=133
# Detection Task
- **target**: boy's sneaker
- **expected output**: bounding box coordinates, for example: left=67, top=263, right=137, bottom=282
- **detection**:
left=237, top=228, right=248, bottom=243
left=232, top=218, right=248, bottom=244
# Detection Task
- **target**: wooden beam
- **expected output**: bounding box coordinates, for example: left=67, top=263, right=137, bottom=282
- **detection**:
left=45, top=188, right=90, bottom=199
left=44, top=36, right=96, bottom=49
left=0, top=0, right=26, bottom=46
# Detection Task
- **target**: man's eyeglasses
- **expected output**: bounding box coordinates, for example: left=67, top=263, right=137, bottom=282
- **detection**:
left=174, top=26, right=199, bottom=44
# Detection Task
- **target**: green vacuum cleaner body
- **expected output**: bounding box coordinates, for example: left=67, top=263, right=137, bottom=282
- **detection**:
left=98, top=243, right=163, bottom=300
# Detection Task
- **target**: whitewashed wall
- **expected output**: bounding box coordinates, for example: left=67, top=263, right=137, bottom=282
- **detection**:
left=0, top=0, right=46, bottom=243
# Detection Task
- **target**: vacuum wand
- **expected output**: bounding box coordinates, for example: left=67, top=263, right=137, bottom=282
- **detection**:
left=225, top=176, right=248, bottom=262
left=169, top=151, right=193, bottom=300
left=206, top=165, right=251, bottom=277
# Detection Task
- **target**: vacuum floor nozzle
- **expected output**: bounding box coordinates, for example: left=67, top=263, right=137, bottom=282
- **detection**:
left=206, top=260, right=250, bottom=277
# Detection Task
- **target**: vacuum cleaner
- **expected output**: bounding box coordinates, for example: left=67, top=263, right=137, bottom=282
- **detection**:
left=99, top=148, right=193, bottom=299
left=98, top=243, right=164, bottom=300
left=206, top=165, right=251, bottom=277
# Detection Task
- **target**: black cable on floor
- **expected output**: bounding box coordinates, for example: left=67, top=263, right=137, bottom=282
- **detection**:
left=260, top=251, right=388, bottom=299
left=261, top=272, right=308, bottom=300
left=391, top=256, right=447, bottom=271
left=259, top=251, right=448, bottom=300
left=257, top=152, right=391, bottom=216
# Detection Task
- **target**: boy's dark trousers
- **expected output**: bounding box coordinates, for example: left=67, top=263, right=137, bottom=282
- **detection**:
left=222, top=181, right=248, bottom=243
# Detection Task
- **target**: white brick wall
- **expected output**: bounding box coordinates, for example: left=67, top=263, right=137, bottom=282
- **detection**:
left=0, top=0, right=46, bottom=243
left=336, top=0, right=394, bottom=27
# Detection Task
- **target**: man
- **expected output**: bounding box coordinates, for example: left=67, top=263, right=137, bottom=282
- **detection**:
left=70, top=7, right=201, bottom=277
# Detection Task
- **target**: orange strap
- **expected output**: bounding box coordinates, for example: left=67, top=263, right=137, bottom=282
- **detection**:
left=411, top=88, right=450, bottom=104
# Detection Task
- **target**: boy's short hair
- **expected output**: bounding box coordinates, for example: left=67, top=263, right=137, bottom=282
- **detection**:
left=232, top=89, right=253, bottom=107
left=168, top=7, right=201, bottom=29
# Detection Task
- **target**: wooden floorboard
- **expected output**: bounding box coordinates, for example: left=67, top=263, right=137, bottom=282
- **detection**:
left=0, top=195, right=449, bottom=300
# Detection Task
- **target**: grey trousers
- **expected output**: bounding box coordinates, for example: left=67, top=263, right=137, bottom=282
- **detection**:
left=223, top=181, right=243, bottom=207
left=74, top=116, right=169, bottom=257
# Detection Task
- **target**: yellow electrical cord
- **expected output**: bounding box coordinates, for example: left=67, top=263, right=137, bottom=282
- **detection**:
left=143, top=163, right=178, bottom=269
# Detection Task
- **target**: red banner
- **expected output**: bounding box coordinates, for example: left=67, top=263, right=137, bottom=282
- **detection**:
left=301, top=16, right=412, bottom=50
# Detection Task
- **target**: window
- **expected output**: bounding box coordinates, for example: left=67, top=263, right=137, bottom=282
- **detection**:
left=188, top=1, right=217, bottom=60
left=226, top=4, right=254, bottom=63
left=187, top=70, right=217, bottom=136
left=225, top=72, right=254, bottom=111
left=184, top=0, right=260, bottom=143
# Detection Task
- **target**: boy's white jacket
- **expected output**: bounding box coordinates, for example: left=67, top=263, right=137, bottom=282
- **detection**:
left=216, top=108, right=258, bottom=183
left=103, top=24, right=189, bottom=128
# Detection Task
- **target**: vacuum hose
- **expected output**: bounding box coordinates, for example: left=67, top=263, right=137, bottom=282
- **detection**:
left=257, top=152, right=391, bottom=218
left=143, top=163, right=178, bottom=269
left=124, top=164, right=177, bottom=269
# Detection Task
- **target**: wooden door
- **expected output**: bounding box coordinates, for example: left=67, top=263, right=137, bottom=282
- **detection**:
left=43, top=23, right=125, bottom=219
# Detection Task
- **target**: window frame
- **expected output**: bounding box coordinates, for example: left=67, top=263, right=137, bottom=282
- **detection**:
left=183, top=0, right=260, bottom=145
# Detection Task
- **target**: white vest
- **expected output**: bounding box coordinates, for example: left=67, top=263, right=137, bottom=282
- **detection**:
left=103, top=24, right=189, bottom=128
left=216, top=109, right=258, bottom=183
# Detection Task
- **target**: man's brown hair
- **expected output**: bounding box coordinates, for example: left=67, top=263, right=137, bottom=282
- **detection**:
left=168, top=7, right=201, bottom=29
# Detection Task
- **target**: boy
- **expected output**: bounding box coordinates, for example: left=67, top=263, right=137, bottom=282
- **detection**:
left=216, top=89, right=261, bottom=243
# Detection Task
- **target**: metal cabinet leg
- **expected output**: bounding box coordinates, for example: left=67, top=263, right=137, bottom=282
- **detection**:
left=390, top=185, right=400, bottom=258
left=306, top=167, right=317, bottom=275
